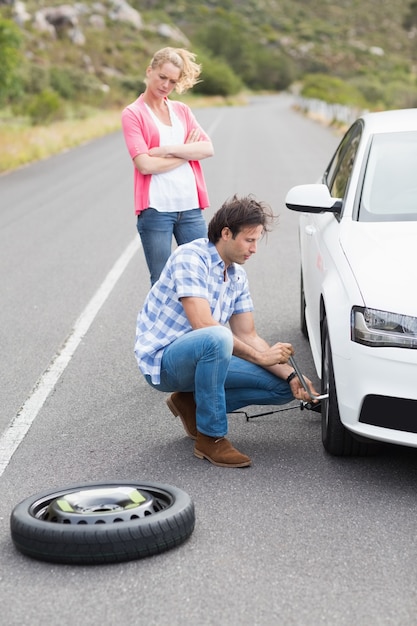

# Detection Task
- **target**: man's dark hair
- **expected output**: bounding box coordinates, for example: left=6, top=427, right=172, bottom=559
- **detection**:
left=208, top=194, right=275, bottom=243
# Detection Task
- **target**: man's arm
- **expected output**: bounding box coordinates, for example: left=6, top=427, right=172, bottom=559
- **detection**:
left=229, top=311, right=294, bottom=377
left=229, top=312, right=319, bottom=400
left=181, top=299, right=318, bottom=400
left=181, top=300, right=292, bottom=374
left=180, top=296, right=218, bottom=329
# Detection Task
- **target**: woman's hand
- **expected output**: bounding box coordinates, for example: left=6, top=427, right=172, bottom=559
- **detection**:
left=185, top=128, right=201, bottom=143
left=148, top=146, right=172, bottom=157
left=147, top=128, right=205, bottom=159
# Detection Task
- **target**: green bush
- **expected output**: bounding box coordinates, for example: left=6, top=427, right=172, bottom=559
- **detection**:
left=52, top=67, right=102, bottom=102
left=194, top=55, right=243, bottom=96
left=195, top=14, right=257, bottom=86
left=349, top=75, right=385, bottom=107
left=247, top=48, right=296, bottom=91
left=26, top=89, right=65, bottom=125
left=22, top=64, right=50, bottom=95
left=301, top=73, right=368, bottom=108
left=0, top=18, right=24, bottom=105
left=382, top=80, right=417, bottom=109
left=194, top=13, right=295, bottom=92
left=120, top=75, right=144, bottom=98
left=50, top=67, right=76, bottom=100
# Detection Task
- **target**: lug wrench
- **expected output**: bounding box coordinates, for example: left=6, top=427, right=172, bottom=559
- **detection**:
left=288, top=355, right=328, bottom=407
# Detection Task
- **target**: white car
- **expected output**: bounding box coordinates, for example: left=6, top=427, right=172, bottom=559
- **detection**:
left=286, top=108, right=417, bottom=456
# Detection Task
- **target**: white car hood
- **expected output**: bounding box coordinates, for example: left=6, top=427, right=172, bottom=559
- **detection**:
left=340, top=221, right=417, bottom=315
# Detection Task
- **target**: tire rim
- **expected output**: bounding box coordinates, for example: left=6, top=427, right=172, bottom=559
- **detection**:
left=30, top=485, right=172, bottom=525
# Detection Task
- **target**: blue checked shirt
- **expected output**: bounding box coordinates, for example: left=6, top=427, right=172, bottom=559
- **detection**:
left=135, top=238, right=254, bottom=384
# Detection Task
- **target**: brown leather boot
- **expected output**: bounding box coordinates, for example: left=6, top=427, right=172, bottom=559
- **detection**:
left=194, top=433, right=251, bottom=468
left=166, top=392, right=197, bottom=440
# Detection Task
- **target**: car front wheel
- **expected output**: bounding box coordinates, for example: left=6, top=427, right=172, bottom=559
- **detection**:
left=300, top=270, right=308, bottom=338
left=321, top=317, right=374, bottom=456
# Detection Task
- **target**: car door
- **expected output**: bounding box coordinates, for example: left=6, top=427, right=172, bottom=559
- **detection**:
left=300, top=122, right=363, bottom=368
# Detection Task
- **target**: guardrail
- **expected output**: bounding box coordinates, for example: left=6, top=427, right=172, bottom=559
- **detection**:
left=295, top=96, right=367, bottom=127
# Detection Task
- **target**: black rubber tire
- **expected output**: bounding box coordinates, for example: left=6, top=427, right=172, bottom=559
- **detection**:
left=10, top=480, right=195, bottom=565
left=321, top=318, right=375, bottom=456
left=300, top=271, right=308, bottom=338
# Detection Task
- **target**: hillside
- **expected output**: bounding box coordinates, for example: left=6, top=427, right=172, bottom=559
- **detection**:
left=1, top=0, right=417, bottom=117
left=172, top=0, right=414, bottom=75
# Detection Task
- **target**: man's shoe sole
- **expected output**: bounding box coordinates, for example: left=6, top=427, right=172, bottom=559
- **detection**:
left=166, top=397, right=197, bottom=440
left=194, top=449, right=251, bottom=468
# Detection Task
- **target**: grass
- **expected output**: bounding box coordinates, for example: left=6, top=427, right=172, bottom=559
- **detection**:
left=0, top=109, right=122, bottom=174
left=0, top=94, right=245, bottom=174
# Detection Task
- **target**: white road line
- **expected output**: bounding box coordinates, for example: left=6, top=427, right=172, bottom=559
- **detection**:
left=207, top=114, right=224, bottom=137
left=0, top=236, right=140, bottom=477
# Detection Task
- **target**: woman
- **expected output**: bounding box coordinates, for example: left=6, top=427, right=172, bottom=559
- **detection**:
left=122, top=47, right=214, bottom=285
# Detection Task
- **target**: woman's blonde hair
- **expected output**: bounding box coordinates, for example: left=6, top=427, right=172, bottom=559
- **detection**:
left=146, top=47, right=202, bottom=94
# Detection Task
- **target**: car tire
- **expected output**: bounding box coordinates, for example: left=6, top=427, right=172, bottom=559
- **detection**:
left=300, top=271, right=308, bottom=338
left=10, top=480, right=195, bottom=565
left=321, top=318, right=375, bottom=456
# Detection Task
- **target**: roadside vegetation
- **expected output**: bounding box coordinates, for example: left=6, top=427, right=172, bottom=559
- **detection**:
left=0, top=94, right=243, bottom=172
left=1, top=0, right=417, bottom=173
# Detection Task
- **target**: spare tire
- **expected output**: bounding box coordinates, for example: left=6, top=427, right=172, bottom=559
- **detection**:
left=10, top=480, right=195, bottom=565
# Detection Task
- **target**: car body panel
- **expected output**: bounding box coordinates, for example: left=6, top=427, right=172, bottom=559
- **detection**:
left=340, top=222, right=417, bottom=314
left=286, top=108, right=417, bottom=450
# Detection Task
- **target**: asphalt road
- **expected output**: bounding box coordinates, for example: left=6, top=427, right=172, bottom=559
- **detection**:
left=1, top=94, right=417, bottom=625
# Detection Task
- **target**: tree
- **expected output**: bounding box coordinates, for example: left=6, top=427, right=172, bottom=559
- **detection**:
left=0, top=18, right=23, bottom=103
left=403, top=1, right=417, bottom=30
left=403, top=1, right=417, bottom=61
left=0, top=18, right=23, bottom=104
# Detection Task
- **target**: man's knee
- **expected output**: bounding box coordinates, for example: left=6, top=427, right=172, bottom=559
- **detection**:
left=198, top=326, right=233, bottom=356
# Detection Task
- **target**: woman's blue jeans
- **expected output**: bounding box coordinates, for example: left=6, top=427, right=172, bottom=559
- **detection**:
left=145, top=327, right=294, bottom=438
left=137, top=208, right=207, bottom=285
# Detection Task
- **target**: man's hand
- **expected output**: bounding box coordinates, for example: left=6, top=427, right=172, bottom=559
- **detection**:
left=257, top=342, right=294, bottom=367
left=289, top=375, right=320, bottom=402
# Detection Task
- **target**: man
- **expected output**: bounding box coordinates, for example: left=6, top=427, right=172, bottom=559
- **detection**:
left=135, top=195, right=318, bottom=468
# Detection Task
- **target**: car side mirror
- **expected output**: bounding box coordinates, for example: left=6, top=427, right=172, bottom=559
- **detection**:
left=285, top=184, right=342, bottom=214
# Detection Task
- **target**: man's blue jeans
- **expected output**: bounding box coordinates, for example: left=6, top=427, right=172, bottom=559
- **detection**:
left=145, top=327, right=294, bottom=438
left=137, top=208, right=207, bottom=285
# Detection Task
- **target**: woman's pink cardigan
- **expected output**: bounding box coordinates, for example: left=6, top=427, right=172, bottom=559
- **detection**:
left=121, top=94, right=210, bottom=215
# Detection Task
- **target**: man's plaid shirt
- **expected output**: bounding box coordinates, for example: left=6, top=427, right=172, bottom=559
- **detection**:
left=135, top=238, right=254, bottom=384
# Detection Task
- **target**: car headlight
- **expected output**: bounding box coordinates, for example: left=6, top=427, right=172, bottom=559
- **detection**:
left=351, top=307, right=417, bottom=348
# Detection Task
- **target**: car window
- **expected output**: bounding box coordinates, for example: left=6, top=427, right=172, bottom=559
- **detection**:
left=324, top=122, right=362, bottom=201
left=358, top=130, right=417, bottom=222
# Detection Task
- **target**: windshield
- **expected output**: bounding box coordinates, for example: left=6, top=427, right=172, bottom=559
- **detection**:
left=359, top=130, right=417, bottom=222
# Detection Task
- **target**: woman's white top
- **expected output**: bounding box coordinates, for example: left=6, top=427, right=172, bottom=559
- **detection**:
left=146, top=102, right=199, bottom=212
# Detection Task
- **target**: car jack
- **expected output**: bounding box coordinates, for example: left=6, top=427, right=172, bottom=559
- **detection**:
left=231, top=355, right=328, bottom=421
left=233, top=399, right=322, bottom=422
